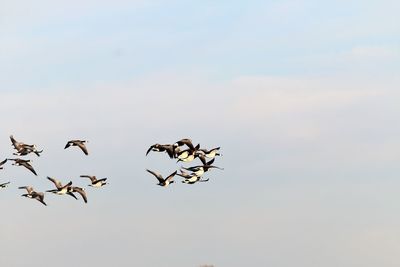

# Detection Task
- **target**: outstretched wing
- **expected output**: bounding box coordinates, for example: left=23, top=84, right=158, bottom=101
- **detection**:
left=80, top=175, right=97, bottom=183
left=47, top=177, right=62, bottom=189
left=146, top=169, right=164, bottom=183
left=165, top=170, right=177, bottom=183
left=73, top=187, right=87, bottom=203
left=77, top=142, right=89, bottom=155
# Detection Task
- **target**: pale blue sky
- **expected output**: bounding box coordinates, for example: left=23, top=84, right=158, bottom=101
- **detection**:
left=0, top=1, right=399, bottom=267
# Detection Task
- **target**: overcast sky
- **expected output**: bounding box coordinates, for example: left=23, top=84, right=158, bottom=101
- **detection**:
left=1, top=1, right=400, bottom=267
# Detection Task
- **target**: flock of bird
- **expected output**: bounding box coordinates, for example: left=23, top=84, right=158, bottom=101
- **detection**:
left=146, top=138, right=223, bottom=186
left=0, top=135, right=107, bottom=206
left=1, top=136, right=223, bottom=206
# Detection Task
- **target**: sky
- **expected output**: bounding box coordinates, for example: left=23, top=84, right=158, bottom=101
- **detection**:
left=0, top=1, right=399, bottom=266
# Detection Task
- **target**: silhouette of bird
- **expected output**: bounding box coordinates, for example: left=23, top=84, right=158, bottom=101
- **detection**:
left=46, top=177, right=77, bottom=200
left=80, top=175, right=107, bottom=188
left=8, top=158, right=37, bottom=176
left=19, top=186, right=47, bottom=206
left=0, top=181, right=10, bottom=189
left=146, top=169, right=177, bottom=187
left=65, top=140, right=89, bottom=155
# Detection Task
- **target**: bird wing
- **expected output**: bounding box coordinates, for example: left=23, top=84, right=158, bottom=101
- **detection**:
left=77, top=142, right=89, bottom=155
left=146, top=169, right=164, bottom=183
left=206, top=158, right=215, bottom=166
left=165, top=170, right=177, bottom=183
left=97, top=178, right=107, bottom=183
left=47, top=177, right=62, bottom=189
left=80, top=175, right=97, bottom=183
left=64, top=141, right=72, bottom=149
left=73, top=187, right=87, bottom=203
left=176, top=139, right=194, bottom=150
left=67, top=191, right=78, bottom=200
left=0, top=181, right=10, bottom=187
left=146, top=145, right=155, bottom=156
left=19, top=186, right=34, bottom=194
left=34, top=192, right=47, bottom=206
left=0, top=158, right=7, bottom=166
left=21, top=162, right=37, bottom=176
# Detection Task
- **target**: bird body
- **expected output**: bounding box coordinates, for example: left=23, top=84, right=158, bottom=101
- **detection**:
left=146, top=169, right=177, bottom=187
left=65, top=140, right=89, bottom=155
left=80, top=175, right=107, bottom=187
left=8, top=158, right=37, bottom=175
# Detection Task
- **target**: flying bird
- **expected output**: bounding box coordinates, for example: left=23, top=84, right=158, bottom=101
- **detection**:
left=19, top=186, right=47, bottom=206
left=8, top=158, right=37, bottom=176
left=197, top=147, right=221, bottom=159
left=181, top=158, right=223, bottom=177
left=10, top=135, right=43, bottom=156
left=80, top=175, right=107, bottom=188
left=0, top=181, right=10, bottom=189
left=146, top=143, right=175, bottom=159
left=46, top=176, right=77, bottom=200
left=68, top=186, right=87, bottom=203
left=65, top=140, right=89, bottom=155
left=146, top=169, right=177, bottom=187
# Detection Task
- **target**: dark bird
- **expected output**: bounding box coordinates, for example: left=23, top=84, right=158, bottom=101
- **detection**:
left=0, top=159, right=7, bottom=170
left=146, top=143, right=175, bottom=159
left=65, top=140, right=89, bottom=155
left=177, top=170, right=209, bottom=184
left=68, top=186, right=87, bottom=203
left=46, top=176, right=77, bottom=200
left=146, top=169, right=177, bottom=187
left=176, top=143, right=201, bottom=163
left=10, top=135, right=43, bottom=156
left=0, top=181, right=10, bottom=189
left=8, top=158, right=37, bottom=176
left=197, top=147, right=221, bottom=159
left=182, top=158, right=223, bottom=177
left=80, top=175, right=107, bottom=188
left=19, top=186, right=47, bottom=206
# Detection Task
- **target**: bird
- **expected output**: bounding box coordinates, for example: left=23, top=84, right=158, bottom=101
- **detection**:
left=176, top=143, right=201, bottom=163
left=0, top=181, right=10, bottom=189
left=14, top=146, right=43, bottom=157
left=8, top=158, right=37, bottom=176
left=173, top=138, right=195, bottom=157
left=146, top=143, right=175, bottom=159
left=0, top=159, right=7, bottom=170
left=68, top=186, right=87, bottom=203
left=177, top=170, right=209, bottom=184
left=65, top=140, right=89, bottom=155
left=146, top=169, right=177, bottom=187
left=197, top=147, right=221, bottom=159
left=181, top=158, right=223, bottom=177
left=80, top=175, right=107, bottom=188
left=46, top=176, right=77, bottom=200
left=10, top=135, right=42, bottom=156
left=19, top=186, right=47, bottom=206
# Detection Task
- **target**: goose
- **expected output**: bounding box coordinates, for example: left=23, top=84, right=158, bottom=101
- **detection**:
left=146, top=169, right=177, bottom=187
left=10, top=135, right=42, bottom=156
left=197, top=147, right=221, bottom=159
left=68, top=186, right=87, bottom=203
left=177, top=170, right=209, bottom=184
left=65, top=140, right=89, bottom=155
left=146, top=143, right=175, bottom=159
left=182, top=158, right=223, bottom=177
left=8, top=158, right=37, bottom=176
left=0, top=181, right=10, bottom=189
left=14, top=146, right=43, bottom=157
left=46, top=177, right=77, bottom=200
left=176, top=144, right=201, bottom=163
left=0, top=159, right=7, bottom=170
left=173, top=138, right=194, bottom=156
left=19, top=186, right=47, bottom=206
left=80, top=175, right=107, bottom=187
